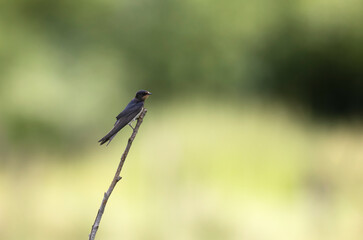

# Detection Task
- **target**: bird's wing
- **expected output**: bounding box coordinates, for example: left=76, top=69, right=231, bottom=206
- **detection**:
left=116, top=100, right=143, bottom=121
left=98, top=100, right=143, bottom=145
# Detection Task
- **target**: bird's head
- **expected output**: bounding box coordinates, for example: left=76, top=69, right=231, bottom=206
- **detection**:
left=135, top=90, right=152, bottom=101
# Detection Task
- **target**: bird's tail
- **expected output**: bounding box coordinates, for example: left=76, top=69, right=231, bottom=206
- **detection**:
left=98, top=128, right=118, bottom=146
left=98, top=135, right=113, bottom=146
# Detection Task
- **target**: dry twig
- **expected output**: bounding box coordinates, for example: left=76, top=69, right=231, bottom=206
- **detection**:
left=89, top=109, right=148, bottom=240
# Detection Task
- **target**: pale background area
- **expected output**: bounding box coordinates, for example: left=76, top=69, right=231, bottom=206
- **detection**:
left=1, top=0, right=363, bottom=239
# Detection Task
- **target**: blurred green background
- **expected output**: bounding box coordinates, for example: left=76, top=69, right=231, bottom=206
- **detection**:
left=1, top=0, right=363, bottom=239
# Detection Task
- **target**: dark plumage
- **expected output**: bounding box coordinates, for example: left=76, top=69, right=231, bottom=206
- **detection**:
left=98, top=90, right=152, bottom=146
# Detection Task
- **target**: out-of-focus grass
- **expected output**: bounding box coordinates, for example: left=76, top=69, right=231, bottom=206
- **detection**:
left=1, top=100, right=363, bottom=240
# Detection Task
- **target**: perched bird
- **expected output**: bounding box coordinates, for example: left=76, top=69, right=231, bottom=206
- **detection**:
left=98, top=90, right=152, bottom=146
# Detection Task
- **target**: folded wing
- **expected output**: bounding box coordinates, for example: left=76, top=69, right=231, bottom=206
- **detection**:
left=98, top=100, right=143, bottom=145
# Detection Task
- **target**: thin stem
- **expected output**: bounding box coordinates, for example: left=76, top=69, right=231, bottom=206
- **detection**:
left=89, top=109, right=148, bottom=240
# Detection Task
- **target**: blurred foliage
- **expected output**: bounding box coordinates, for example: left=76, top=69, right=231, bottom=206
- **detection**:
left=252, top=24, right=363, bottom=117
left=1, top=0, right=362, bottom=149
left=1, top=1, right=363, bottom=239
left=0, top=0, right=361, bottom=171
left=1, top=0, right=362, bottom=115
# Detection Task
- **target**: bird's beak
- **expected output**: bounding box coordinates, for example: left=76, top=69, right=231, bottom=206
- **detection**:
left=147, top=92, right=152, bottom=95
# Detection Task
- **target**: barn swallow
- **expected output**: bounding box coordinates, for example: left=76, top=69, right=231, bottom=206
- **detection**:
left=98, top=90, right=152, bottom=146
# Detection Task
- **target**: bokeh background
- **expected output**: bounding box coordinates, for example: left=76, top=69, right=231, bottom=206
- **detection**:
left=1, top=0, right=363, bottom=239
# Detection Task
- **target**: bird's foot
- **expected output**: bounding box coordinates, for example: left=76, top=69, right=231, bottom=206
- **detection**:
left=128, top=123, right=135, bottom=130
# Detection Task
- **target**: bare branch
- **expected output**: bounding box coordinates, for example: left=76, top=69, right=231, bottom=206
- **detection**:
left=89, top=109, right=148, bottom=240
